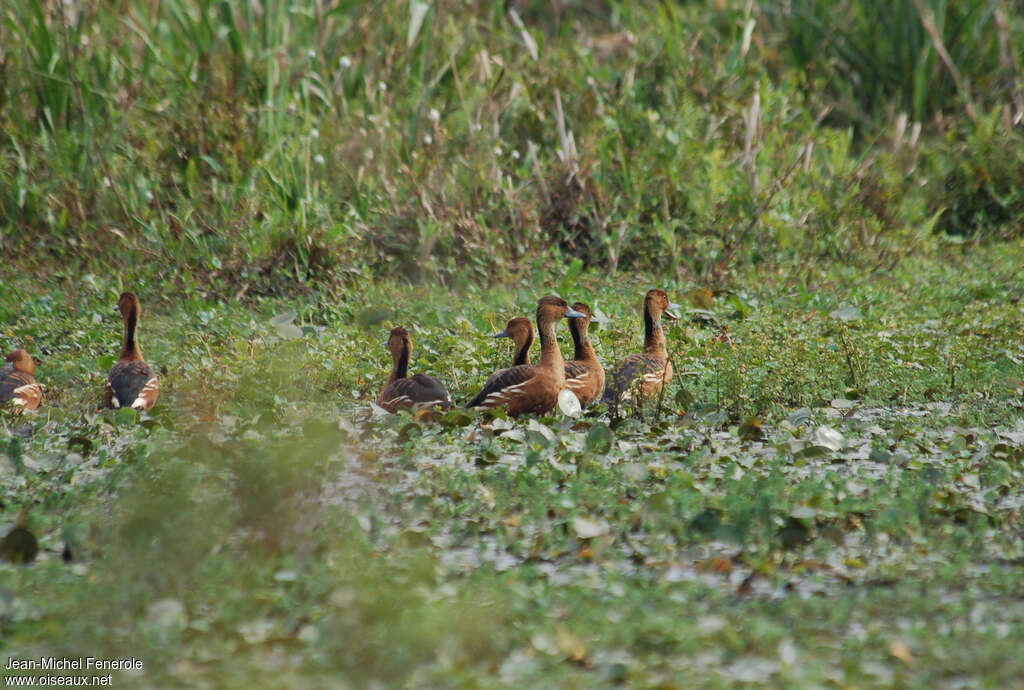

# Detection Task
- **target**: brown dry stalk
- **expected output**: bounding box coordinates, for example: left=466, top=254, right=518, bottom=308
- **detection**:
left=994, top=1, right=1024, bottom=121
left=910, top=0, right=978, bottom=123
left=706, top=106, right=831, bottom=284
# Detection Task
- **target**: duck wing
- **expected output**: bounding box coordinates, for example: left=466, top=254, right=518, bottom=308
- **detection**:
left=381, top=374, right=452, bottom=411
left=465, top=365, right=536, bottom=409
left=0, top=370, right=42, bottom=409
left=107, top=360, right=159, bottom=410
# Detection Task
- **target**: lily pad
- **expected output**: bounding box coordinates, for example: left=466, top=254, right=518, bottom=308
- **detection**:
left=269, top=309, right=297, bottom=327
left=829, top=305, right=862, bottom=322
left=812, top=425, right=844, bottom=451
left=572, top=516, right=609, bottom=539
left=558, top=389, right=582, bottom=418
left=585, top=424, right=613, bottom=454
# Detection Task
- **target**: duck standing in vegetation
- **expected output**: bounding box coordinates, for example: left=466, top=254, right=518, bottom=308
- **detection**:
left=378, top=327, right=453, bottom=413
left=106, top=292, right=160, bottom=411
left=602, top=289, right=680, bottom=405
left=563, top=302, right=605, bottom=407
left=0, top=350, right=42, bottom=411
left=466, top=296, right=585, bottom=417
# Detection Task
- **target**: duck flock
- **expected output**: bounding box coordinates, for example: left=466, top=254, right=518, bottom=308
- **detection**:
left=1, top=289, right=681, bottom=419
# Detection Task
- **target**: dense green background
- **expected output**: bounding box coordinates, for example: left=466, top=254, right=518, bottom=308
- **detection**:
left=3, top=0, right=1023, bottom=287
left=2, top=1, right=1024, bottom=687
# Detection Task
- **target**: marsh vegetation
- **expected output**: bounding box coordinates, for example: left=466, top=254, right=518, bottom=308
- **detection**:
left=2, top=1, right=1023, bottom=687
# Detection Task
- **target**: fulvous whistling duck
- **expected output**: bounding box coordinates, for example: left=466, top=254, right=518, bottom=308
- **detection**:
left=478, top=317, right=534, bottom=391
left=106, top=292, right=160, bottom=411
left=466, top=296, right=585, bottom=417
left=563, top=302, right=605, bottom=407
left=495, top=317, right=534, bottom=368
left=378, top=326, right=453, bottom=413
left=602, top=289, right=680, bottom=405
left=0, top=350, right=42, bottom=411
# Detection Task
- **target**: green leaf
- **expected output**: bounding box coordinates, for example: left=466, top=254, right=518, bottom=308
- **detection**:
left=115, top=407, right=138, bottom=426
left=811, top=425, right=844, bottom=451
left=356, top=306, right=393, bottom=330
left=572, top=516, right=609, bottom=539
left=829, top=305, right=862, bottom=322
left=277, top=324, right=304, bottom=339
left=585, top=424, right=613, bottom=454
left=557, top=389, right=581, bottom=417
left=525, top=430, right=552, bottom=449
left=675, top=387, right=695, bottom=411
left=6, top=437, right=24, bottom=475
left=270, top=310, right=297, bottom=327
left=440, top=409, right=472, bottom=428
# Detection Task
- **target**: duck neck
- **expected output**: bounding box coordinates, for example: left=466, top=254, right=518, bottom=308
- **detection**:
left=388, top=342, right=410, bottom=383
left=569, top=319, right=596, bottom=362
left=120, top=309, right=143, bottom=361
left=537, top=316, right=566, bottom=375
left=643, top=306, right=666, bottom=357
left=512, top=330, right=533, bottom=367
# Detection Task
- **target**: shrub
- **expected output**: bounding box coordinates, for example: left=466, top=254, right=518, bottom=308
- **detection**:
left=927, top=108, right=1024, bottom=239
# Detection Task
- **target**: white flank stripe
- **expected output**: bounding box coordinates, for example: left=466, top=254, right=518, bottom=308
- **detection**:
left=484, top=377, right=534, bottom=405
left=132, top=377, right=159, bottom=410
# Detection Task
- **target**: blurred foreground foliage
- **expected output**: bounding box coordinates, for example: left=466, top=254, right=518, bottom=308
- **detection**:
left=1, top=245, right=1023, bottom=686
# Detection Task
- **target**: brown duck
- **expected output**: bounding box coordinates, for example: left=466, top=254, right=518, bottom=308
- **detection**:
left=563, top=302, right=605, bottom=407
left=480, top=316, right=534, bottom=390
left=602, top=289, right=680, bottom=405
left=378, top=327, right=452, bottom=413
left=1, top=350, right=42, bottom=411
left=106, top=292, right=160, bottom=411
left=466, top=296, right=585, bottom=417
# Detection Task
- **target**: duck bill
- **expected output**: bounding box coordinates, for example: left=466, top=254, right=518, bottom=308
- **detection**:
left=665, top=302, right=682, bottom=321
left=565, top=308, right=587, bottom=319
left=491, top=329, right=510, bottom=339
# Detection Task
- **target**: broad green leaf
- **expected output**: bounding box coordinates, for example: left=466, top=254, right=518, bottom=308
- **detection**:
left=585, top=424, right=613, bottom=454
left=812, top=425, right=844, bottom=451
left=572, top=516, right=609, bottom=539
left=829, top=305, right=862, bottom=322
left=557, top=389, right=581, bottom=417
left=270, top=310, right=297, bottom=327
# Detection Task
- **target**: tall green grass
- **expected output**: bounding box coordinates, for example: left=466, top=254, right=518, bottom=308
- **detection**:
left=1, top=0, right=1022, bottom=291
left=756, top=0, right=1020, bottom=123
